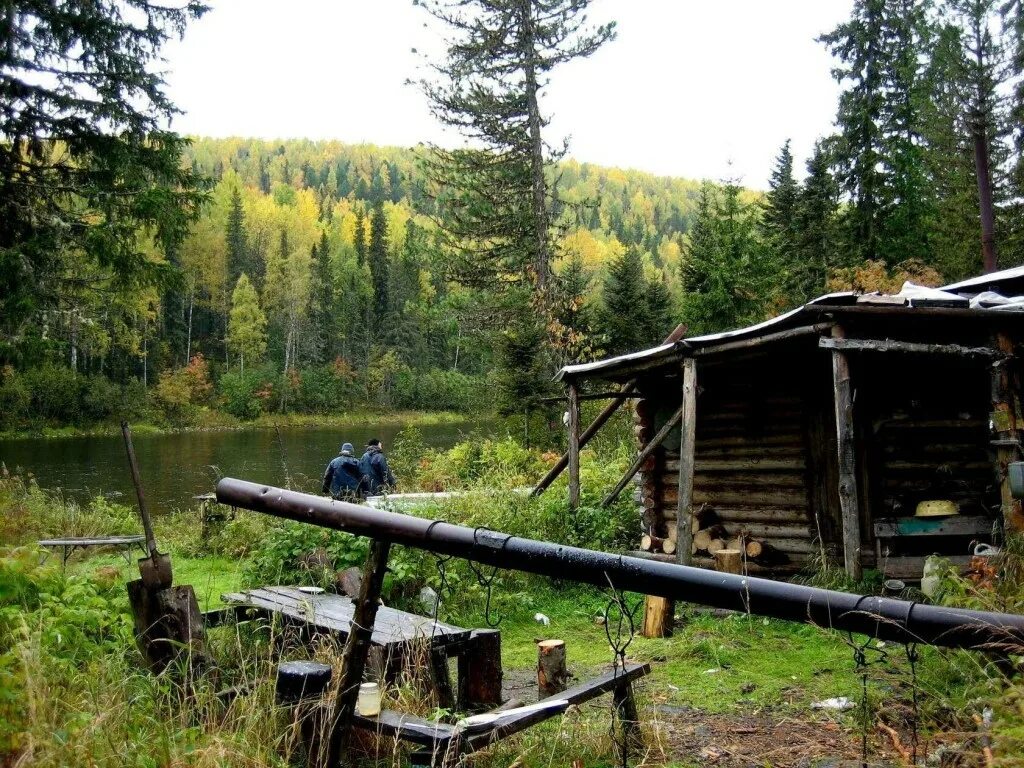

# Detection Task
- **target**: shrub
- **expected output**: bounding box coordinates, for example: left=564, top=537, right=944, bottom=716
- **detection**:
left=80, top=375, right=119, bottom=423
left=218, top=366, right=275, bottom=420
left=0, top=367, right=29, bottom=430
left=21, top=364, right=83, bottom=424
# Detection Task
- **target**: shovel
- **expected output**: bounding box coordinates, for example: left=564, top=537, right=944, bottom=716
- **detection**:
left=121, top=421, right=173, bottom=590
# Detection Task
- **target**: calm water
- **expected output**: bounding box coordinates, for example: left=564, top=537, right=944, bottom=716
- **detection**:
left=0, top=420, right=496, bottom=512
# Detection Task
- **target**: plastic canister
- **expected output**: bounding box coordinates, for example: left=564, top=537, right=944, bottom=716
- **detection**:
left=921, top=555, right=944, bottom=598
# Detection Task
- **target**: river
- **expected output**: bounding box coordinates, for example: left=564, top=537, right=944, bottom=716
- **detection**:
left=0, top=419, right=496, bottom=512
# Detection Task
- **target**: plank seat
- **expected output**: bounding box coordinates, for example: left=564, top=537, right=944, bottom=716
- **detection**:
left=221, top=585, right=472, bottom=650
left=37, top=534, right=147, bottom=567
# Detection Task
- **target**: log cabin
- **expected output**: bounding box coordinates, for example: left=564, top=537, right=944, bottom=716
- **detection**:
left=549, top=267, right=1024, bottom=588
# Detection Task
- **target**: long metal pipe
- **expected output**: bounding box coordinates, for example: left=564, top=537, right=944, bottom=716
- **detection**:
left=216, top=478, right=1024, bottom=652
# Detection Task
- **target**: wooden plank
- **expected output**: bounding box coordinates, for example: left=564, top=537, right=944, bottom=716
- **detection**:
left=831, top=326, right=862, bottom=581
left=874, top=516, right=994, bottom=538
left=568, top=383, right=581, bottom=511
left=992, top=331, right=1024, bottom=532
left=881, top=555, right=973, bottom=580
left=38, top=535, right=145, bottom=547
left=602, top=404, right=683, bottom=507
left=694, top=323, right=833, bottom=358
left=221, top=587, right=471, bottom=648
left=819, top=336, right=1005, bottom=359
left=355, top=709, right=456, bottom=746
left=676, top=358, right=698, bottom=565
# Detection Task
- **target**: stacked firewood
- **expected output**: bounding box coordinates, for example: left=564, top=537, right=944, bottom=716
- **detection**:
left=639, top=505, right=787, bottom=565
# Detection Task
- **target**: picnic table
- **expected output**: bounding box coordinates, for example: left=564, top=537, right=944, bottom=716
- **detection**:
left=221, top=586, right=477, bottom=709
left=38, top=535, right=147, bottom=568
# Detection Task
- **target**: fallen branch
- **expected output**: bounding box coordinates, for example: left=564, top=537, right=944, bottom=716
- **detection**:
left=877, top=720, right=911, bottom=765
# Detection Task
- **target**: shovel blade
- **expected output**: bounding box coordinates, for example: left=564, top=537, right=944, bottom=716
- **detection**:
left=139, top=552, right=173, bottom=590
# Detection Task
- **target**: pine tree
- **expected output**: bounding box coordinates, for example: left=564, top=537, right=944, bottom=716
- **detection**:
left=643, top=272, right=673, bottom=345
left=368, top=204, right=391, bottom=331
left=550, top=254, right=596, bottom=364
left=228, top=274, right=267, bottom=373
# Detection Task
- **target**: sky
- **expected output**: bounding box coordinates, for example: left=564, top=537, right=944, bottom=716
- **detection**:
left=162, top=0, right=853, bottom=190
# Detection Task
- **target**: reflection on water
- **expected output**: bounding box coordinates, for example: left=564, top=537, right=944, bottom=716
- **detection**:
left=0, top=420, right=494, bottom=512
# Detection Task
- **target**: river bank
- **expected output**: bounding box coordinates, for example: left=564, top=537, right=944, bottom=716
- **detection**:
left=0, top=409, right=476, bottom=442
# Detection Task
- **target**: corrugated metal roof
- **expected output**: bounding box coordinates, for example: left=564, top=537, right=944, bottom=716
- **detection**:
left=941, top=265, right=1024, bottom=292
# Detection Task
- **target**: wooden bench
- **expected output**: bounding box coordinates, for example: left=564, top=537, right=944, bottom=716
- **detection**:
left=222, top=586, right=480, bottom=709
left=38, top=535, right=147, bottom=568
left=361, top=662, right=650, bottom=766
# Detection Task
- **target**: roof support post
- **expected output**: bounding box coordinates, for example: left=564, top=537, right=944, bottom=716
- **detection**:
left=992, top=332, right=1024, bottom=532
left=830, top=327, right=862, bottom=580
left=567, top=383, right=581, bottom=511
left=675, top=357, right=697, bottom=566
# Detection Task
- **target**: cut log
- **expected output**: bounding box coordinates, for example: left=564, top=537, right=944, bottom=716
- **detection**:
left=335, top=566, right=363, bottom=597
left=640, top=534, right=676, bottom=555
left=745, top=540, right=764, bottom=559
left=127, top=581, right=208, bottom=675
left=538, top=639, right=570, bottom=698
left=707, top=538, right=726, bottom=554
left=693, top=529, right=712, bottom=551
left=641, top=595, right=674, bottom=638
left=713, top=548, right=743, bottom=574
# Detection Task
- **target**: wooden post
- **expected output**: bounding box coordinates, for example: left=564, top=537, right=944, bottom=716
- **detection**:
left=537, top=639, right=569, bottom=697
left=641, top=595, right=674, bottom=638
left=126, top=581, right=208, bottom=675
left=457, top=629, right=503, bottom=712
left=568, top=383, right=581, bottom=511
left=325, top=538, right=391, bottom=768
left=831, top=326, right=863, bottom=580
left=675, top=358, right=697, bottom=566
left=613, top=679, right=643, bottom=756
left=992, top=332, right=1024, bottom=532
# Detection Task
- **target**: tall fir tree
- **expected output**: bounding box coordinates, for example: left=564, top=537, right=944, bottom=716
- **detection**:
left=792, top=142, right=840, bottom=301
left=368, top=204, right=391, bottom=332
left=309, top=232, right=335, bottom=364
left=226, top=185, right=253, bottom=287
left=418, top=0, right=615, bottom=299
left=600, top=247, right=648, bottom=355
left=760, top=140, right=800, bottom=259
left=354, top=208, right=367, bottom=267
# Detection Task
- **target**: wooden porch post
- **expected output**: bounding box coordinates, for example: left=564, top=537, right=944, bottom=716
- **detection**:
left=830, top=327, right=862, bottom=581
left=567, top=383, right=581, bottom=511
left=675, top=357, right=697, bottom=566
left=992, top=332, right=1024, bottom=532
left=325, top=538, right=391, bottom=768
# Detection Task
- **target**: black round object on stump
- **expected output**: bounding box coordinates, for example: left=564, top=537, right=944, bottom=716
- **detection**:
left=275, top=660, right=333, bottom=704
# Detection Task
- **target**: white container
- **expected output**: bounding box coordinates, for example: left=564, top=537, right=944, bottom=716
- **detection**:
left=921, top=555, right=944, bottom=598
left=356, top=682, right=381, bottom=716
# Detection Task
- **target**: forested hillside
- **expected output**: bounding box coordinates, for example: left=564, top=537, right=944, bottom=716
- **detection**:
left=4, top=0, right=1024, bottom=434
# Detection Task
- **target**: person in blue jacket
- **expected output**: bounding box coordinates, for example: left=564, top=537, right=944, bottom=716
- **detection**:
left=321, top=443, right=366, bottom=500
left=360, top=438, right=397, bottom=496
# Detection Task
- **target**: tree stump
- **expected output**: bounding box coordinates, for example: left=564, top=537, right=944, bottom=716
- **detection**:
left=641, top=595, right=674, bottom=638
left=127, top=580, right=208, bottom=675
left=458, top=628, right=503, bottom=712
left=537, top=639, right=569, bottom=698
left=713, top=548, right=743, bottom=574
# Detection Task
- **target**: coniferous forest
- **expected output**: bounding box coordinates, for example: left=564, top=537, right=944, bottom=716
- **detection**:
left=3, top=0, right=1024, bottom=432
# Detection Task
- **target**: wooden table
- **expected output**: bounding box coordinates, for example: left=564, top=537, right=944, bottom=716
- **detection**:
left=37, top=535, right=147, bottom=568
left=222, top=586, right=475, bottom=708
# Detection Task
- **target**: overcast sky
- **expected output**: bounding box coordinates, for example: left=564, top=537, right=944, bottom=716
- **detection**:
left=162, top=0, right=852, bottom=189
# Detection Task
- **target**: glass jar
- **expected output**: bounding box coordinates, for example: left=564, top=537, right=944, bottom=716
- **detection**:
left=356, top=682, right=381, bottom=716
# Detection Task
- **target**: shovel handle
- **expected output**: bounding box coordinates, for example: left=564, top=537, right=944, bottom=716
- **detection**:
left=121, top=421, right=157, bottom=556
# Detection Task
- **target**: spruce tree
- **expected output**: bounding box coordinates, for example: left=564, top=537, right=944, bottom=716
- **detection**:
left=761, top=140, right=800, bottom=260
left=793, top=143, right=840, bottom=301
left=550, top=254, right=596, bottom=364
left=418, top=0, right=616, bottom=297
left=226, top=186, right=251, bottom=287
left=309, top=232, right=336, bottom=364
left=600, top=247, right=647, bottom=355
left=368, top=204, right=391, bottom=331
left=643, top=272, right=673, bottom=346
left=354, top=208, right=367, bottom=267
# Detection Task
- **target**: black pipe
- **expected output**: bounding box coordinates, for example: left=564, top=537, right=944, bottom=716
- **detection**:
left=216, top=478, right=1024, bottom=652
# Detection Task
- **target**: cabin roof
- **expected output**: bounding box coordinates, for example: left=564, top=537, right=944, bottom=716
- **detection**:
left=556, top=272, right=1024, bottom=384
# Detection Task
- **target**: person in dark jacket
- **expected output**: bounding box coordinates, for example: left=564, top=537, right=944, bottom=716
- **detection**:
left=321, top=443, right=366, bottom=500
left=360, top=438, right=396, bottom=496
